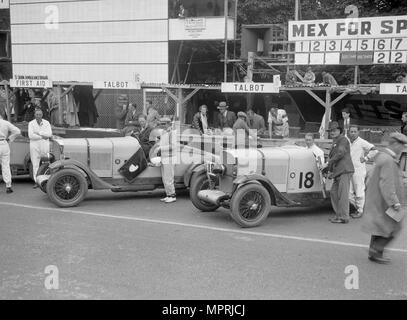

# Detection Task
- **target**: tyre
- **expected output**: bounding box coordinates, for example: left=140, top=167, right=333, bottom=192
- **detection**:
left=37, top=163, right=49, bottom=176
left=230, top=183, right=271, bottom=228
left=46, top=168, right=88, bottom=207
left=189, top=173, right=219, bottom=212
left=37, top=163, right=50, bottom=193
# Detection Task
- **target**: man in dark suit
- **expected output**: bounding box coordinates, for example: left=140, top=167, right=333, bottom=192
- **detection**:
left=321, top=121, right=355, bottom=224
left=338, top=107, right=355, bottom=138
left=191, top=104, right=209, bottom=134
left=216, top=101, right=236, bottom=130
left=132, top=114, right=154, bottom=160
left=247, top=109, right=266, bottom=135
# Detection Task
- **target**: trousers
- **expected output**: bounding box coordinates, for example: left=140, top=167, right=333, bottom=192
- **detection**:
left=30, top=140, right=49, bottom=182
left=161, top=162, right=175, bottom=197
left=349, top=169, right=366, bottom=214
left=0, top=141, right=12, bottom=187
left=330, top=173, right=352, bottom=220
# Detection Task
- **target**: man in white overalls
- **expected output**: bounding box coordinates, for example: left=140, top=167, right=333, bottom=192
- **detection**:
left=0, top=114, right=21, bottom=193
left=28, top=108, right=52, bottom=185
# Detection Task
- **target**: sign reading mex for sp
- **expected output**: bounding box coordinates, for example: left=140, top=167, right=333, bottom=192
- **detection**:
left=288, top=15, right=407, bottom=41
left=288, top=15, right=407, bottom=65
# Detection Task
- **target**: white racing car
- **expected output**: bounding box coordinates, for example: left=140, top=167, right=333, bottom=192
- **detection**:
left=191, top=145, right=333, bottom=228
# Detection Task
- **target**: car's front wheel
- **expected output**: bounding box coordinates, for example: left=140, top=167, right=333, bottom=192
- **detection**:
left=46, top=168, right=88, bottom=207
left=230, top=183, right=271, bottom=228
left=189, top=172, right=219, bottom=212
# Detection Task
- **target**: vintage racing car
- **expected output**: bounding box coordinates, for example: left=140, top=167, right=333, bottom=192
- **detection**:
left=3, top=123, right=123, bottom=179
left=36, top=131, right=227, bottom=207
left=191, top=145, right=333, bottom=228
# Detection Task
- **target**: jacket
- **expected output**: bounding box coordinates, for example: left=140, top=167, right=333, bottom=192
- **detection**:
left=217, top=110, right=237, bottom=130
left=248, top=113, right=266, bottom=132
left=327, top=135, right=354, bottom=178
left=192, top=112, right=209, bottom=134
left=338, top=118, right=356, bottom=137
left=362, top=149, right=405, bottom=237
left=401, top=122, right=407, bottom=135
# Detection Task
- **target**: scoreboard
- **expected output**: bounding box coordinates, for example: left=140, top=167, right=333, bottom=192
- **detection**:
left=288, top=15, right=407, bottom=65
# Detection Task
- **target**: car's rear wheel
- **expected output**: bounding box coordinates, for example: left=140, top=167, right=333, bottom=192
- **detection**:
left=189, top=172, right=219, bottom=212
left=230, top=183, right=271, bottom=228
left=46, top=168, right=88, bottom=207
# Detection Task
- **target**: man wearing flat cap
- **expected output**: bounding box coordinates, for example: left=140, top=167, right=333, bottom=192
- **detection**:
left=216, top=101, right=236, bottom=130
left=321, top=121, right=354, bottom=223
left=362, top=132, right=407, bottom=264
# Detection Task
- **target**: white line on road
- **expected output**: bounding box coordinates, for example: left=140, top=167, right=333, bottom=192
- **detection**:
left=1, top=201, right=407, bottom=254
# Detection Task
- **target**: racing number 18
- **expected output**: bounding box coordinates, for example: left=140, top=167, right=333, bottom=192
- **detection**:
left=299, top=172, right=314, bottom=189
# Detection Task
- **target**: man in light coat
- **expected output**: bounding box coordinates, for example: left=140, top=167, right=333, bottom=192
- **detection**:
left=29, top=108, right=52, bottom=185
left=362, top=133, right=407, bottom=264
left=0, top=114, right=21, bottom=193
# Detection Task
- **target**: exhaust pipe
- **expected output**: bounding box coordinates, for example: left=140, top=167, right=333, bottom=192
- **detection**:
left=197, top=190, right=229, bottom=206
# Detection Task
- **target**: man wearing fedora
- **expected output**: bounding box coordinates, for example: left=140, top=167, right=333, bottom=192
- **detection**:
left=321, top=121, right=354, bottom=223
left=216, top=101, right=236, bottom=130
left=362, top=133, right=407, bottom=264
left=23, top=91, right=49, bottom=122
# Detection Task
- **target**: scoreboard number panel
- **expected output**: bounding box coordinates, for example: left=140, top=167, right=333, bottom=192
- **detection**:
left=373, top=51, right=391, bottom=64
left=391, top=38, right=407, bottom=50
left=390, top=51, right=407, bottom=64
left=295, top=53, right=309, bottom=65
left=325, top=52, right=340, bottom=64
left=326, top=40, right=341, bottom=52
left=341, top=39, right=358, bottom=51
left=310, top=40, right=326, bottom=52
left=374, top=38, right=392, bottom=51
left=295, top=41, right=310, bottom=53
left=358, top=39, right=374, bottom=51
left=309, top=53, right=324, bottom=64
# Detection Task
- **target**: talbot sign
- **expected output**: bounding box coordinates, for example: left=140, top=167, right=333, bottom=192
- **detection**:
left=221, top=82, right=280, bottom=93
left=93, top=81, right=141, bottom=90
left=380, top=83, right=407, bottom=94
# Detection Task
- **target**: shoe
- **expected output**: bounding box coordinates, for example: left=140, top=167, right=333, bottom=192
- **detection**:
left=33, top=185, right=38, bottom=189
left=329, top=217, right=349, bottom=224
left=6, top=187, right=13, bottom=194
left=164, top=197, right=176, bottom=203
left=349, top=203, right=357, bottom=214
left=160, top=197, right=169, bottom=202
left=368, top=255, right=391, bottom=264
left=351, top=212, right=363, bottom=219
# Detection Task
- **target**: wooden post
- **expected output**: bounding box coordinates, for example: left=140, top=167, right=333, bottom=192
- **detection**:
left=295, top=0, right=300, bottom=20
left=354, top=65, right=359, bottom=85
left=57, top=86, right=63, bottom=126
left=142, top=89, right=147, bottom=114
left=224, top=0, right=228, bottom=82
left=247, top=52, right=254, bottom=110
left=324, top=89, right=331, bottom=139
left=177, top=88, right=183, bottom=122
left=5, top=84, right=11, bottom=122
